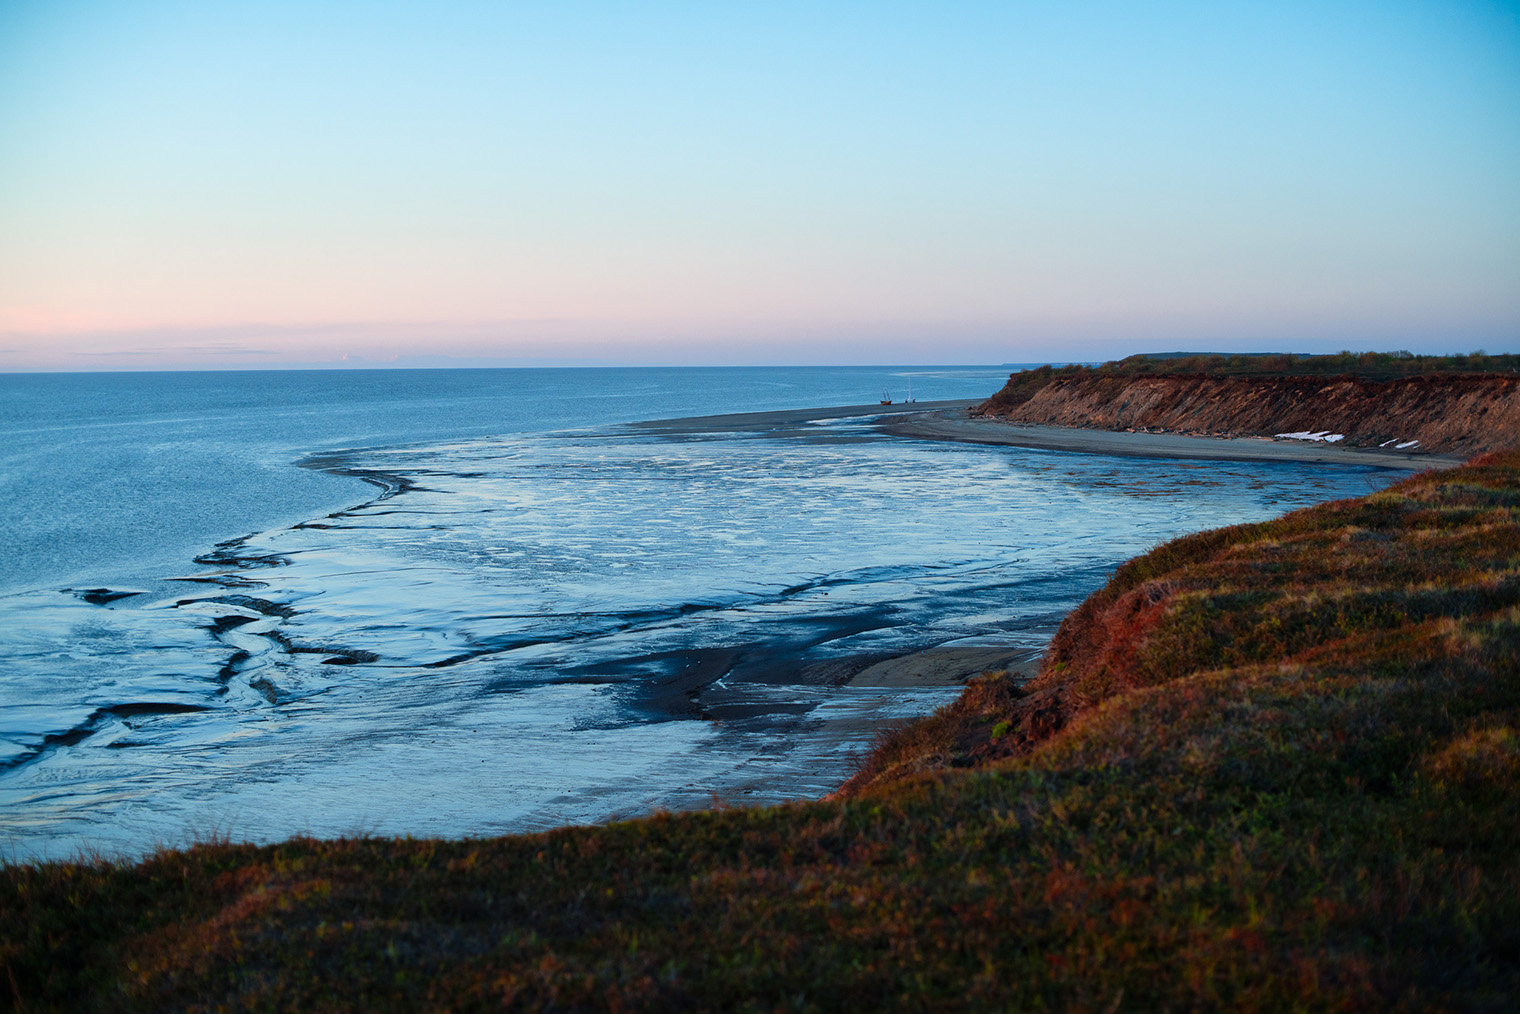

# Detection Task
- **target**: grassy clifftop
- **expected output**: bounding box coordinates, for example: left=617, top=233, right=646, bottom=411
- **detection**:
left=1022, top=351, right=1520, bottom=384
left=5, top=455, right=1519, bottom=1011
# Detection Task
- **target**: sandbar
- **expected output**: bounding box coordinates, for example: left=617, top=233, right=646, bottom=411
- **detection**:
left=881, top=409, right=1465, bottom=469
left=631, top=399, right=977, bottom=437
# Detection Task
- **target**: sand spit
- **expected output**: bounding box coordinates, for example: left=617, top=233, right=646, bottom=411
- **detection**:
left=880, top=409, right=1464, bottom=470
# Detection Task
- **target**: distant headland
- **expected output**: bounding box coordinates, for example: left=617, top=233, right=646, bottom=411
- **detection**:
left=973, top=351, right=1520, bottom=459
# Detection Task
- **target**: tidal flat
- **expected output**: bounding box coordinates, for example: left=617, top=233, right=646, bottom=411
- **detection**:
left=0, top=371, right=1396, bottom=860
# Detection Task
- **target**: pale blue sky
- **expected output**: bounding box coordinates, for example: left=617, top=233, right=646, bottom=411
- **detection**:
left=1, top=1, right=1516, bottom=367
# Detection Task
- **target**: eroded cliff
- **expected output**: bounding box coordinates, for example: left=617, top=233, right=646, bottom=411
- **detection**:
left=975, top=371, right=1520, bottom=457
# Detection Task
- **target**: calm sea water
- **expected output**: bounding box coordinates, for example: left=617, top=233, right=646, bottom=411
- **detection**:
left=0, top=367, right=1396, bottom=859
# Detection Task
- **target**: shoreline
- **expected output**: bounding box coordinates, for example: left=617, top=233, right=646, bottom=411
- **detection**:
left=635, top=400, right=1465, bottom=470
left=883, top=409, right=1465, bottom=470
left=624, top=396, right=1459, bottom=804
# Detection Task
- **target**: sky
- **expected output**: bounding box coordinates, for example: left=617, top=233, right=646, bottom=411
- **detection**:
left=0, top=1, right=1517, bottom=370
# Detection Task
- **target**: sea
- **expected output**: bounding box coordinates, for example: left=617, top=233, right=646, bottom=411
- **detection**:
left=0, top=367, right=1398, bottom=860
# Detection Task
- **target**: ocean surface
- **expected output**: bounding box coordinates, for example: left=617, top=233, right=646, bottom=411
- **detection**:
left=0, top=367, right=1398, bottom=860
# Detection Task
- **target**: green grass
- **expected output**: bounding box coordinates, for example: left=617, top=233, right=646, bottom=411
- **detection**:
left=5, top=454, right=1518, bottom=1011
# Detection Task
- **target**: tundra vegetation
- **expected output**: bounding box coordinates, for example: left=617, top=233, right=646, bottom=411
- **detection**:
left=1023, top=350, right=1520, bottom=385
left=4, top=452, right=1518, bottom=1011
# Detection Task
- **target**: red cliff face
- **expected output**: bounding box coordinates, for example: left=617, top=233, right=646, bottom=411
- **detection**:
left=975, top=373, right=1520, bottom=457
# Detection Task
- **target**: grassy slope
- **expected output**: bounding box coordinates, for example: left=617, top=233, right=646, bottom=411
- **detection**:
left=5, top=455, right=1519, bottom=1011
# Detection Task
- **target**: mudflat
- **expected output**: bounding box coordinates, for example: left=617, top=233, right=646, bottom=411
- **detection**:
left=630, top=398, right=978, bottom=436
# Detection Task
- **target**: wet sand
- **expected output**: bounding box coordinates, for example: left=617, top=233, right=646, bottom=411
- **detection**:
left=882, top=409, right=1465, bottom=470
left=637, top=401, right=1463, bottom=469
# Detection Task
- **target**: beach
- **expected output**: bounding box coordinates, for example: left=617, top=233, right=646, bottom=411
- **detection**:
left=883, top=408, right=1467, bottom=468
left=639, top=399, right=1465, bottom=470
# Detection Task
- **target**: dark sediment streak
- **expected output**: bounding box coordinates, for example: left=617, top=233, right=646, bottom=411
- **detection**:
left=630, top=399, right=977, bottom=438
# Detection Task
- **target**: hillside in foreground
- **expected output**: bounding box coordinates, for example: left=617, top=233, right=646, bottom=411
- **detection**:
left=977, top=352, right=1520, bottom=457
left=5, top=449, right=1518, bottom=1009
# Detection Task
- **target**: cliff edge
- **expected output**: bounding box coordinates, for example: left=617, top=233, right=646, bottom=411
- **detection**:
left=976, top=357, right=1520, bottom=458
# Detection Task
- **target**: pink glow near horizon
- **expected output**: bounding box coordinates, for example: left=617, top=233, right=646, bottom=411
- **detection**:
left=1, top=1, right=1516, bottom=369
